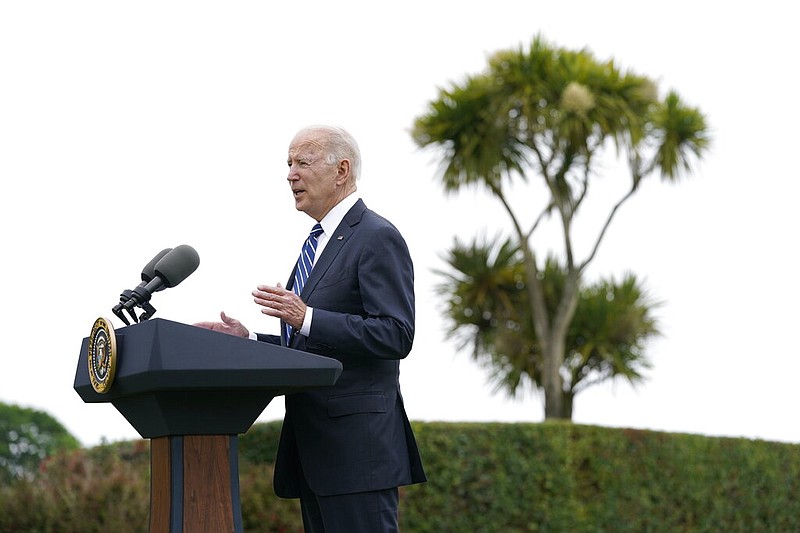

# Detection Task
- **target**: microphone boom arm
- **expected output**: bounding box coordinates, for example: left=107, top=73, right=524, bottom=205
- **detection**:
left=112, top=293, right=157, bottom=325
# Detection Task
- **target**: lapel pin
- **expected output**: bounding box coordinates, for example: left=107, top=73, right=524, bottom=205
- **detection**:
left=337, top=235, right=344, bottom=240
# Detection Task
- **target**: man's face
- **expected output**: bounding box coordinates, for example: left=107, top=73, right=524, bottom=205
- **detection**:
left=286, top=133, right=342, bottom=221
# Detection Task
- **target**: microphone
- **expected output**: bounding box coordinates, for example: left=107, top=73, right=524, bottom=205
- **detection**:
left=141, top=248, right=173, bottom=285
left=122, top=244, right=200, bottom=312
left=113, top=248, right=172, bottom=319
left=111, top=245, right=199, bottom=324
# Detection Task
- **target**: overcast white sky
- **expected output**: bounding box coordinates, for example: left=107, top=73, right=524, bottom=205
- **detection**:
left=2, top=1, right=798, bottom=447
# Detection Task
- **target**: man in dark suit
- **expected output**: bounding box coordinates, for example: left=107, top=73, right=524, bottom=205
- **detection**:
left=195, top=125, right=426, bottom=532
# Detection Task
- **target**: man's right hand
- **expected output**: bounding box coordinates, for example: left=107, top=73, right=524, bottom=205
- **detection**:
left=193, top=311, right=250, bottom=338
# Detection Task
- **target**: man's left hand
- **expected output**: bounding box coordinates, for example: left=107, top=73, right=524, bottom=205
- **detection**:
left=253, top=283, right=307, bottom=330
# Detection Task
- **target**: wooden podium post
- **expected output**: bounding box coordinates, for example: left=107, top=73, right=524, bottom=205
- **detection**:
left=74, top=318, right=342, bottom=533
left=150, top=435, right=242, bottom=533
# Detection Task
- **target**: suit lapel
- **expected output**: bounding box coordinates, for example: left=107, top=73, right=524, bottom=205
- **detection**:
left=301, top=199, right=366, bottom=297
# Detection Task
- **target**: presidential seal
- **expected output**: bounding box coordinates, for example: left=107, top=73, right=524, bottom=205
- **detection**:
left=88, top=317, right=118, bottom=394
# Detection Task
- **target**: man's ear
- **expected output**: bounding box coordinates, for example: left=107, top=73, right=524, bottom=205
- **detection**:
left=336, top=159, right=351, bottom=184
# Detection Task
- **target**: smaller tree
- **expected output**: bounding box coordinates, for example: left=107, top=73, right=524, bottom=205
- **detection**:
left=437, top=236, right=661, bottom=419
left=0, top=402, right=80, bottom=483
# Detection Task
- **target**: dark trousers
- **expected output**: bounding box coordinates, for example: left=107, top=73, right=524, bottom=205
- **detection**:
left=298, top=473, right=400, bottom=533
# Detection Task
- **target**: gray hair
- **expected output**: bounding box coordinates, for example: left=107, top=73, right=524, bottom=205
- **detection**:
left=297, top=125, right=362, bottom=181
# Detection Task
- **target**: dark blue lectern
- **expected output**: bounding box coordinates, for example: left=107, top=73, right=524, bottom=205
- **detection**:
left=74, top=318, right=342, bottom=533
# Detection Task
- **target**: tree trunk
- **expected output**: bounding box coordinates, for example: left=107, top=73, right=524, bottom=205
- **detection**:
left=542, top=340, right=565, bottom=419
left=563, top=391, right=574, bottom=420
left=542, top=272, right=580, bottom=420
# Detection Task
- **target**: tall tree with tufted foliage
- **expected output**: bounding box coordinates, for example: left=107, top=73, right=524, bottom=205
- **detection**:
left=413, top=35, right=709, bottom=419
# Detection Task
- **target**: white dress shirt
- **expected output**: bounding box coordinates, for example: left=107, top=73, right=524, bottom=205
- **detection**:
left=249, top=194, right=360, bottom=341
left=297, top=193, right=360, bottom=335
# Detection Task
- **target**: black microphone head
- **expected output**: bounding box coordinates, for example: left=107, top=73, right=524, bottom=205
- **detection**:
left=141, top=248, right=173, bottom=282
left=153, top=244, right=200, bottom=288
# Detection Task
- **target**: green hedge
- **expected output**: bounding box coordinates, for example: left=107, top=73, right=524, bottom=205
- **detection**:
left=0, top=440, right=151, bottom=533
left=396, top=422, right=800, bottom=532
left=2, top=421, right=799, bottom=532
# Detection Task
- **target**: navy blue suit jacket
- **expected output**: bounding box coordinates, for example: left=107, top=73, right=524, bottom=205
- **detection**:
left=257, top=199, right=426, bottom=497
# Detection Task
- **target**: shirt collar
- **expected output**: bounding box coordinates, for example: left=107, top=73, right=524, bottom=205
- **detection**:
left=319, top=193, right=359, bottom=236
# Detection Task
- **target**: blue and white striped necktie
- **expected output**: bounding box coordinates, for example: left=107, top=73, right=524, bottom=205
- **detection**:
left=284, top=223, right=324, bottom=344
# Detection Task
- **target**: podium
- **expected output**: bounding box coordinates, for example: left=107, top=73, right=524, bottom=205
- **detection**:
left=73, top=318, right=342, bottom=532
